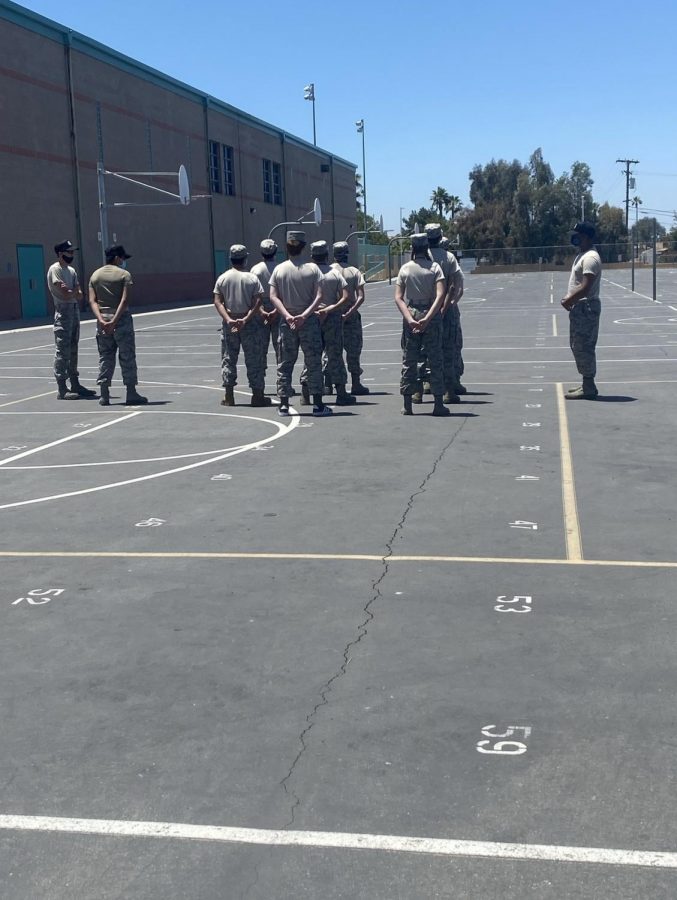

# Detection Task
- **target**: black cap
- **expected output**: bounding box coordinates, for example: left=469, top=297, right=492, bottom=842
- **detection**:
left=573, top=222, right=595, bottom=239
left=54, top=240, right=77, bottom=255
left=105, top=244, right=132, bottom=261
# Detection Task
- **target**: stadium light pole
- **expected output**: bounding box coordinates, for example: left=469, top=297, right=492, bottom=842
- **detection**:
left=304, top=83, right=316, bottom=146
left=356, top=119, right=367, bottom=227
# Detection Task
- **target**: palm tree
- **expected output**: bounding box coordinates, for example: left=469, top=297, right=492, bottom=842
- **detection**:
left=430, top=187, right=451, bottom=219
left=447, top=195, right=463, bottom=220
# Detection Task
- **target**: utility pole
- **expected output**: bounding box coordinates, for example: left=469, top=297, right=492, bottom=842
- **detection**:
left=616, top=158, right=639, bottom=230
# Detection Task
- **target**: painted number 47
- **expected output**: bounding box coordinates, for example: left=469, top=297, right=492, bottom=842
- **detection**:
left=13, top=588, right=64, bottom=606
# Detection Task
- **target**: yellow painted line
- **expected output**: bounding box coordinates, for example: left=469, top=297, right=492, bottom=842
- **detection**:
left=556, top=383, right=583, bottom=560
left=552, top=313, right=558, bottom=337
left=1, top=551, right=677, bottom=569
left=0, top=390, right=54, bottom=409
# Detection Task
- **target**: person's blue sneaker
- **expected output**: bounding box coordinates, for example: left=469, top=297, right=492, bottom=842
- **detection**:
left=278, top=404, right=291, bottom=417
left=312, top=404, right=333, bottom=417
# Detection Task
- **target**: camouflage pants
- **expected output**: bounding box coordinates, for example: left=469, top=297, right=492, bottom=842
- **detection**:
left=442, top=303, right=465, bottom=386
left=342, top=311, right=363, bottom=378
left=306, top=311, right=347, bottom=388
left=569, top=299, right=600, bottom=377
left=221, top=319, right=266, bottom=391
left=277, top=315, right=323, bottom=397
left=263, top=314, right=281, bottom=366
left=53, top=302, right=80, bottom=380
left=96, top=311, right=138, bottom=386
left=401, top=311, right=443, bottom=396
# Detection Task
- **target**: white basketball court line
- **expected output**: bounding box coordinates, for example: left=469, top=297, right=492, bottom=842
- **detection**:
left=0, top=814, right=675, bottom=870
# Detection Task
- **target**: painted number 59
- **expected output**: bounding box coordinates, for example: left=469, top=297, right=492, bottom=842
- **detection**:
left=477, top=725, right=531, bottom=755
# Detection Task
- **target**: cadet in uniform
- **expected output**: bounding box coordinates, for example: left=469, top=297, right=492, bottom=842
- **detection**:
left=331, top=241, right=369, bottom=396
left=46, top=240, right=96, bottom=400
left=268, top=230, right=332, bottom=418
left=561, top=222, right=602, bottom=399
left=250, top=238, right=280, bottom=374
left=440, top=236, right=466, bottom=395
left=423, top=223, right=465, bottom=403
left=213, top=244, right=269, bottom=407
left=395, top=233, right=450, bottom=417
left=88, top=244, right=147, bottom=407
left=300, top=241, right=355, bottom=407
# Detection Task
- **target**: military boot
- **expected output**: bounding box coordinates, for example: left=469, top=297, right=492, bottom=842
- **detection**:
left=566, top=377, right=598, bottom=400
left=250, top=390, right=272, bottom=407
left=56, top=378, right=79, bottom=400
left=443, top=388, right=461, bottom=404
left=125, top=387, right=148, bottom=406
left=69, top=376, right=96, bottom=398
left=324, top=373, right=333, bottom=395
left=401, top=395, right=413, bottom=416
left=350, top=380, right=370, bottom=395
left=422, top=381, right=432, bottom=395
left=335, top=386, right=357, bottom=405
left=453, top=381, right=467, bottom=395
left=432, top=396, right=452, bottom=417
left=98, top=383, right=110, bottom=407
left=221, top=386, right=235, bottom=406
left=411, top=388, right=423, bottom=404
left=301, top=384, right=312, bottom=406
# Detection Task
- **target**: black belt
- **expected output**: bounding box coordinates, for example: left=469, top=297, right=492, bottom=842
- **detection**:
left=407, top=303, right=432, bottom=311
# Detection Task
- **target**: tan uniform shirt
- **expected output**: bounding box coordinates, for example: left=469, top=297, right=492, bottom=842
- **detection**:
left=269, top=259, right=322, bottom=315
left=568, top=250, right=602, bottom=301
left=316, top=263, right=347, bottom=310
left=396, top=259, right=445, bottom=306
left=213, top=269, right=263, bottom=317
left=250, top=260, right=276, bottom=311
left=89, top=265, right=133, bottom=314
left=331, top=263, right=365, bottom=305
left=47, top=262, right=79, bottom=304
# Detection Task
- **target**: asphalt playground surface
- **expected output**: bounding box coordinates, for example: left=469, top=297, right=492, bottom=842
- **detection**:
left=1, top=268, right=677, bottom=898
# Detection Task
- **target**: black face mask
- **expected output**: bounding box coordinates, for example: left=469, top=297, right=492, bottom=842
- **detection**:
left=62, top=254, right=74, bottom=264
left=571, top=235, right=581, bottom=247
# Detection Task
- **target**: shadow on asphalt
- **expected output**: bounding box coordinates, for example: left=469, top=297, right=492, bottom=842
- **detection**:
left=595, top=395, right=637, bottom=403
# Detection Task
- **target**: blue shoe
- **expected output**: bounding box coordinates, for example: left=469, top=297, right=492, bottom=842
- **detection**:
left=312, top=404, right=333, bottom=417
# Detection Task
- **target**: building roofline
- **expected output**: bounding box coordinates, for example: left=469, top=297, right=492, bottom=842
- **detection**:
left=1, top=0, right=357, bottom=170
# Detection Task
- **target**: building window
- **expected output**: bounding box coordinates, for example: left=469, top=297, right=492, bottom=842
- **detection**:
left=263, top=159, right=282, bottom=205
left=209, top=140, right=221, bottom=194
left=223, top=145, right=235, bottom=196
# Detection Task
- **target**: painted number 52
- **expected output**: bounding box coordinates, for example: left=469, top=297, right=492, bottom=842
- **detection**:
left=13, top=588, right=64, bottom=606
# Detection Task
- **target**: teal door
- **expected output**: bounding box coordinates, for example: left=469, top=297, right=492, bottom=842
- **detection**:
left=214, top=249, right=227, bottom=276
left=17, top=244, right=47, bottom=318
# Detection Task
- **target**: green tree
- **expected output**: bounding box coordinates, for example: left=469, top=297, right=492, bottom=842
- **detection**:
left=430, top=187, right=452, bottom=219
left=448, top=195, right=463, bottom=220
left=634, top=216, right=666, bottom=242
left=402, top=206, right=437, bottom=232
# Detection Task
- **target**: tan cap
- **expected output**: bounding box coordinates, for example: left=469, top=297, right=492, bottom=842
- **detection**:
left=310, top=240, right=328, bottom=256
left=286, top=230, right=306, bottom=244
left=260, top=239, right=277, bottom=254
left=229, top=244, right=248, bottom=260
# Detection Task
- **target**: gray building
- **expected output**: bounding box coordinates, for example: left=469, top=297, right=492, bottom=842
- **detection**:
left=0, top=0, right=357, bottom=320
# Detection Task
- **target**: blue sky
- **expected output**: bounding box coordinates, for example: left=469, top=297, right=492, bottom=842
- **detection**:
left=22, top=0, right=677, bottom=234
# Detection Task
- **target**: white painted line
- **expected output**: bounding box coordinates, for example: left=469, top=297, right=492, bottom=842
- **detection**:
left=0, top=305, right=212, bottom=337
left=362, top=321, right=376, bottom=328
left=556, top=383, right=582, bottom=561
left=669, top=306, right=677, bottom=312
left=0, top=411, right=299, bottom=510
left=1, top=814, right=676, bottom=869
left=552, top=314, right=558, bottom=337
left=0, top=412, right=140, bottom=466
left=0, top=389, right=59, bottom=408
left=603, top=278, right=655, bottom=302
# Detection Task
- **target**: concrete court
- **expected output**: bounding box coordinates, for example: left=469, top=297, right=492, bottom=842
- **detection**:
left=0, top=268, right=676, bottom=899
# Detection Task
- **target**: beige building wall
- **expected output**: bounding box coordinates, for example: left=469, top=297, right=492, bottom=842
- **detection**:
left=0, top=1, right=356, bottom=321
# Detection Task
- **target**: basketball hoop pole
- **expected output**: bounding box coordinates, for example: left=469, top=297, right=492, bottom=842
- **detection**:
left=268, top=198, right=322, bottom=240
left=97, top=162, right=110, bottom=263
left=96, top=163, right=194, bottom=262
